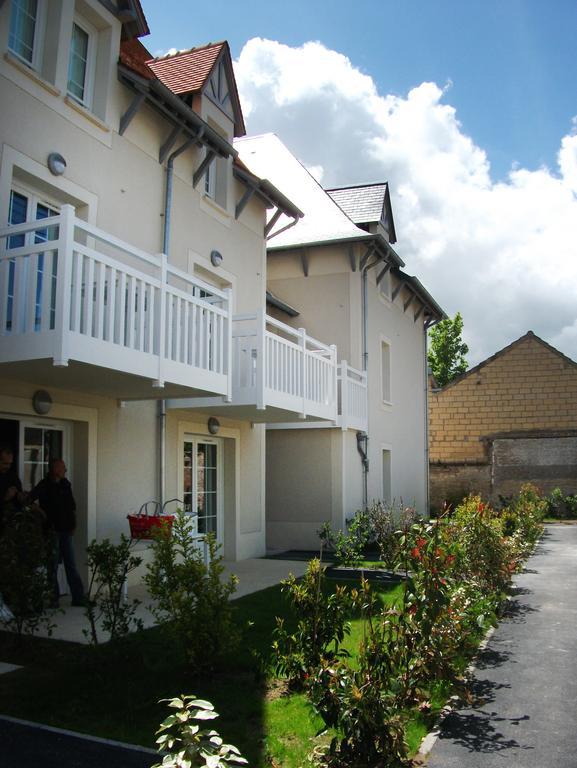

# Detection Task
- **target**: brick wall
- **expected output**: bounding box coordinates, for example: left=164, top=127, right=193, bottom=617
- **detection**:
left=429, top=334, right=577, bottom=463
left=429, top=463, right=491, bottom=511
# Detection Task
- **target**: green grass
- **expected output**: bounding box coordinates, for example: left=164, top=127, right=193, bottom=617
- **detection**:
left=0, top=577, right=466, bottom=767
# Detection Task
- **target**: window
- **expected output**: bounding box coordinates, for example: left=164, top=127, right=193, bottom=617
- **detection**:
left=382, top=449, right=392, bottom=504
left=67, top=18, right=95, bottom=107
left=378, top=269, right=391, bottom=301
left=204, top=158, right=216, bottom=199
left=381, top=340, right=391, bottom=403
left=8, top=0, right=44, bottom=69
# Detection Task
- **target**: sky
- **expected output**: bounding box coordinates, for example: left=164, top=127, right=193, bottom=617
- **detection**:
left=139, top=1, right=577, bottom=365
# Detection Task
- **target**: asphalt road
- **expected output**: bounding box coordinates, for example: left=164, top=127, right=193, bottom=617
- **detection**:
left=0, top=716, right=158, bottom=768
left=426, top=524, right=577, bottom=768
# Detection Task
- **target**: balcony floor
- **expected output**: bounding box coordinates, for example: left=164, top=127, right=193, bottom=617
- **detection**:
left=0, top=358, right=223, bottom=401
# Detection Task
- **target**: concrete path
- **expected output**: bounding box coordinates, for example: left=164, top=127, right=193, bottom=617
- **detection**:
left=426, top=525, right=577, bottom=768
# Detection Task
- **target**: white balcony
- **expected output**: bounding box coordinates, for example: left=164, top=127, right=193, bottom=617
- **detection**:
left=0, top=205, right=232, bottom=400
left=169, top=311, right=338, bottom=423
left=338, top=362, right=368, bottom=431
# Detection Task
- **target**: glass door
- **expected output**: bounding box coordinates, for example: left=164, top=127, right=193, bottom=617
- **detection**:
left=182, top=437, right=221, bottom=543
left=19, top=421, right=67, bottom=492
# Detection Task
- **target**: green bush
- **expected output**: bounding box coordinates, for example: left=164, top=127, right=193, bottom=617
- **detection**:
left=152, top=695, right=247, bottom=767
left=272, top=558, right=351, bottom=689
left=318, top=509, right=372, bottom=567
left=547, top=487, right=577, bottom=520
left=0, top=506, right=55, bottom=638
left=84, top=535, right=143, bottom=644
left=145, top=508, right=240, bottom=671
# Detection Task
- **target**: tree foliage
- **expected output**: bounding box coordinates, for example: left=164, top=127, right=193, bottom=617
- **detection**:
left=428, top=312, right=469, bottom=387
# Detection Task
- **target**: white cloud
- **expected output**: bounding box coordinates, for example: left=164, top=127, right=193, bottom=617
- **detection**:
left=235, top=38, right=577, bottom=365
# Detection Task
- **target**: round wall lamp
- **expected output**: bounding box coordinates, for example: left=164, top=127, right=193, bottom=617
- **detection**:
left=207, top=417, right=220, bottom=435
left=47, top=152, right=67, bottom=176
left=210, top=250, right=223, bottom=268
left=32, top=390, right=53, bottom=415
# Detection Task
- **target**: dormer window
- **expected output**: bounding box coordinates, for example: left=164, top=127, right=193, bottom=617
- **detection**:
left=8, top=0, right=44, bottom=69
left=67, top=19, right=95, bottom=107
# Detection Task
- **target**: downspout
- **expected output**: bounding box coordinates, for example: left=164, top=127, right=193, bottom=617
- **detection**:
left=358, top=264, right=370, bottom=508
left=158, top=139, right=195, bottom=506
left=424, top=323, right=431, bottom=517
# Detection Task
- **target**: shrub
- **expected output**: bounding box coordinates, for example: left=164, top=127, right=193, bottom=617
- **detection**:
left=318, top=509, right=371, bottom=566
left=309, top=580, right=410, bottom=767
left=0, top=506, right=56, bottom=638
left=546, top=487, right=577, bottom=520
left=152, top=695, right=247, bottom=767
left=368, top=501, right=418, bottom=569
left=272, top=558, right=351, bottom=689
left=84, top=535, right=143, bottom=644
left=146, top=508, right=240, bottom=671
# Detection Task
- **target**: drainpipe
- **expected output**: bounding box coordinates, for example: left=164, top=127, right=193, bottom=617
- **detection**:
left=158, top=140, right=195, bottom=506
left=359, top=264, right=370, bottom=508
left=424, top=324, right=431, bottom=517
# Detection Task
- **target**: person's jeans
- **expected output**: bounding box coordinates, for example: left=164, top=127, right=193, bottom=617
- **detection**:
left=48, top=531, right=84, bottom=605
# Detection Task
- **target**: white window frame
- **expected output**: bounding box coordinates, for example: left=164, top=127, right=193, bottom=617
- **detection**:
left=180, top=434, right=223, bottom=546
left=204, top=157, right=217, bottom=200
left=67, top=15, right=97, bottom=109
left=380, top=337, right=392, bottom=405
left=18, top=418, right=71, bottom=492
left=378, top=269, right=392, bottom=302
left=8, top=0, right=46, bottom=71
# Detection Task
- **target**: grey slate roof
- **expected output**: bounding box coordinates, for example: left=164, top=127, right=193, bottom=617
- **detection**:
left=326, top=183, right=388, bottom=225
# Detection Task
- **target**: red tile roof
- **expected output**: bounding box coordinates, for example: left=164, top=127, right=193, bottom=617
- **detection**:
left=119, top=38, right=155, bottom=80
left=147, top=42, right=226, bottom=95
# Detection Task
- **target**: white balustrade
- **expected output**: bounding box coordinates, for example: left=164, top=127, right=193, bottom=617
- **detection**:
left=0, top=205, right=231, bottom=395
left=229, top=311, right=338, bottom=420
left=338, top=361, right=368, bottom=431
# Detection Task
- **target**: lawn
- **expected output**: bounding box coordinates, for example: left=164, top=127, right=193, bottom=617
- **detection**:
left=0, top=577, right=456, bottom=767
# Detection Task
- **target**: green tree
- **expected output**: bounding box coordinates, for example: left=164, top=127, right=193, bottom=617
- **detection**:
left=428, top=312, right=469, bottom=387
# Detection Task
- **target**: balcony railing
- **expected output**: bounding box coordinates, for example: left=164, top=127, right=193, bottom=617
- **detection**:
left=0, top=204, right=232, bottom=397
left=338, top=362, right=368, bottom=431
left=174, top=311, right=338, bottom=421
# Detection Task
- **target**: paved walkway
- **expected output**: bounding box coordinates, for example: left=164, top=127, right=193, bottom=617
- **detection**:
left=426, top=525, right=577, bottom=768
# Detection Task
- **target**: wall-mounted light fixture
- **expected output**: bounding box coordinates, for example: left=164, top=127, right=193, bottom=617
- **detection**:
left=47, top=152, right=66, bottom=176
left=210, top=250, right=223, bottom=268
left=32, top=390, right=53, bottom=415
left=207, top=417, right=220, bottom=435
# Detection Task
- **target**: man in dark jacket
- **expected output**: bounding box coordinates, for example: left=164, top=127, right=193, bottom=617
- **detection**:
left=30, top=459, right=85, bottom=607
left=0, top=444, right=25, bottom=532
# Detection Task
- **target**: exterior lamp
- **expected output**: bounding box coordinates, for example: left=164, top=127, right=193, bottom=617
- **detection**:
left=210, top=250, right=223, bottom=267
left=32, top=390, right=52, bottom=415
left=47, top=152, right=66, bottom=176
left=207, top=417, right=220, bottom=435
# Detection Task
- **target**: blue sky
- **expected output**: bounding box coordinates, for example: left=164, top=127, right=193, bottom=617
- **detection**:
left=141, top=0, right=577, bottom=183
left=139, top=1, right=577, bottom=364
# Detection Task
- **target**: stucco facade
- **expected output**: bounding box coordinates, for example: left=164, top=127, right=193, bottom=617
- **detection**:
left=429, top=331, right=577, bottom=507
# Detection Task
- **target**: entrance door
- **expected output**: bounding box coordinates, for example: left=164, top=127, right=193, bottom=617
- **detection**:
left=182, top=437, right=221, bottom=543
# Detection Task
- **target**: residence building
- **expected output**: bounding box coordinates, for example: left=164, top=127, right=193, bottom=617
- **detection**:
left=429, top=331, right=577, bottom=507
left=233, top=134, right=445, bottom=551
left=0, top=0, right=343, bottom=583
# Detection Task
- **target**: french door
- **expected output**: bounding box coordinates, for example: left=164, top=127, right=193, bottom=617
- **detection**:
left=19, top=421, right=69, bottom=492
left=181, top=437, right=222, bottom=543
left=6, top=187, right=59, bottom=333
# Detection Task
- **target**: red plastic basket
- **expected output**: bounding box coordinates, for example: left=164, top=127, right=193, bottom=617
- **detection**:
left=127, top=513, right=174, bottom=539
left=128, top=501, right=174, bottom=539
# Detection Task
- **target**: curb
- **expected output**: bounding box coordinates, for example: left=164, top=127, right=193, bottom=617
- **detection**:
left=415, top=618, right=499, bottom=761
left=0, top=714, right=158, bottom=755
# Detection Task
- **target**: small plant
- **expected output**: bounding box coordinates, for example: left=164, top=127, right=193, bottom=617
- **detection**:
left=146, top=508, right=240, bottom=671
left=318, top=509, right=371, bottom=567
left=272, top=558, right=351, bottom=689
left=0, top=506, right=56, bottom=639
left=547, top=487, right=577, bottom=520
left=152, top=695, right=247, bottom=767
left=367, top=500, right=418, bottom=569
left=84, top=535, right=144, bottom=644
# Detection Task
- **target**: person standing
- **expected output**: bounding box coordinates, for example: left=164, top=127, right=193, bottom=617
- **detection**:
left=0, top=443, right=25, bottom=532
left=30, top=459, right=85, bottom=607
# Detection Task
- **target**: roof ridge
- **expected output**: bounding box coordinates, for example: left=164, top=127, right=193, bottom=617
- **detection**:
left=149, top=41, right=226, bottom=63
left=436, top=330, right=577, bottom=392
left=326, top=181, right=389, bottom=191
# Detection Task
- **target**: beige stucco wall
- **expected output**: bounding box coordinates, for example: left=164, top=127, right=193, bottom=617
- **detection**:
left=266, top=242, right=429, bottom=549
left=0, top=3, right=270, bottom=571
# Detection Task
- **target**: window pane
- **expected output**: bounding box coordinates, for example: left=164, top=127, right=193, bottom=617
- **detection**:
left=68, top=23, right=89, bottom=102
left=9, top=0, right=38, bottom=64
